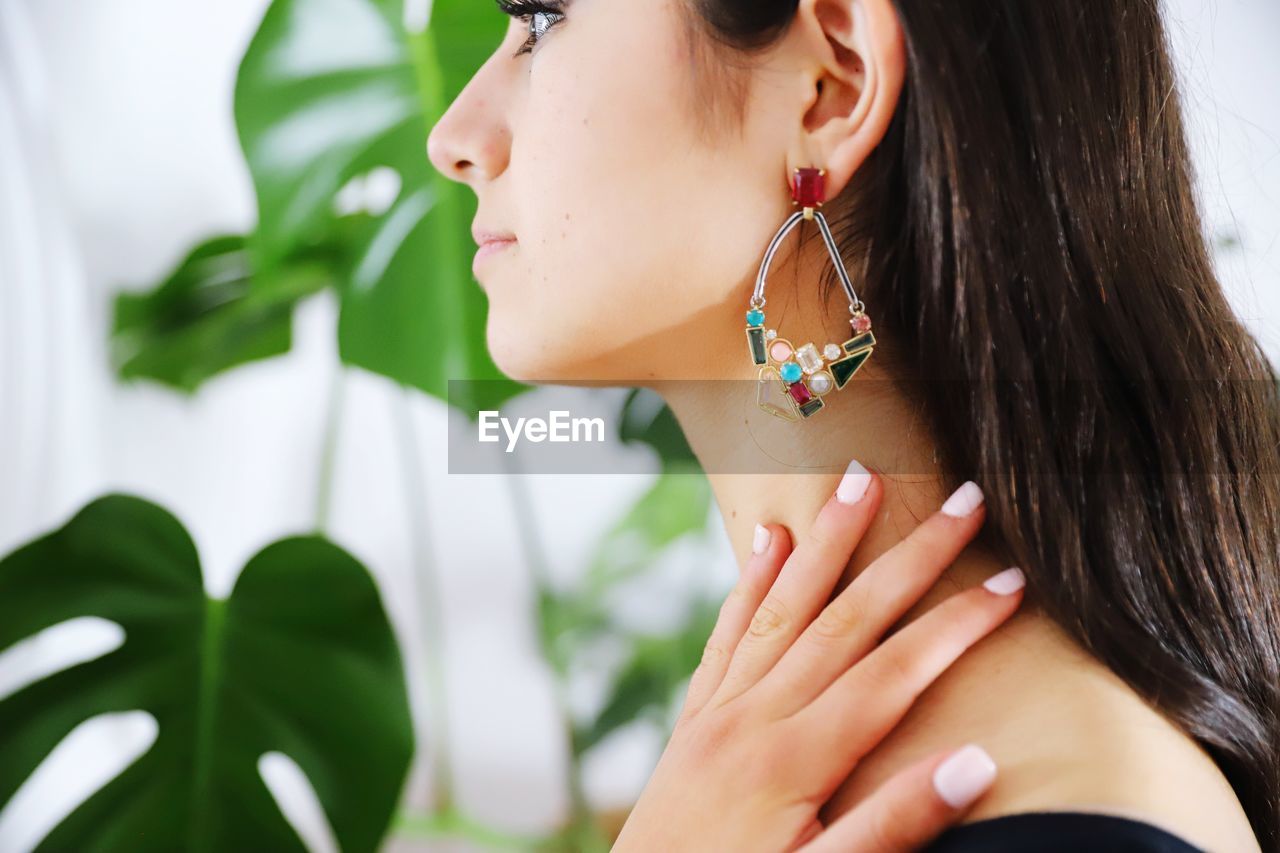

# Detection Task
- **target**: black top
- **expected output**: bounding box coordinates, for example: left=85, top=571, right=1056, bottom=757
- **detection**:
left=924, top=810, right=1208, bottom=852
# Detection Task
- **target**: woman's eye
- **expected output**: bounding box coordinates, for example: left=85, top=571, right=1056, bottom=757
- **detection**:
left=495, top=0, right=567, bottom=57
left=521, top=11, right=565, bottom=54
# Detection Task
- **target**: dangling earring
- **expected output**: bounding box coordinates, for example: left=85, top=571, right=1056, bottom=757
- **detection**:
left=745, top=166, right=875, bottom=421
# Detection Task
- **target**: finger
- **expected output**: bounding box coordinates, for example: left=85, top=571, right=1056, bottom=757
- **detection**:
left=787, top=566, right=1025, bottom=782
left=796, top=744, right=997, bottom=853
left=678, top=522, right=793, bottom=722
left=757, top=480, right=988, bottom=715
left=709, top=459, right=880, bottom=708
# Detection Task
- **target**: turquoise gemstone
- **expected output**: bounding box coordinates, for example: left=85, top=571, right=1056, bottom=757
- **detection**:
left=746, top=309, right=765, bottom=327
left=780, top=362, right=802, bottom=382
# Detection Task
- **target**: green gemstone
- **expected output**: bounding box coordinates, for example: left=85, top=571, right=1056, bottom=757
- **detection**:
left=799, top=398, right=825, bottom=418
left=842, top=331, right=876, bottom=353
left=830, top=349, right=871, bottom=388
left=746, top=326, right=767, bottom=365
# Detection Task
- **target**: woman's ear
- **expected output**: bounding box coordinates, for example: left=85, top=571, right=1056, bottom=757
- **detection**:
left=787, top=0, right=905, bottom=195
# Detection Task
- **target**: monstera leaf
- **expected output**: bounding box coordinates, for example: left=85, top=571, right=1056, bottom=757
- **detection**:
left=0, top=495, right=413, bottom=851
left=235, top=0, right=522, bottom=411
left=111, top=235, right=334, bottom=393
left=112, top=0, right=525, bottom=411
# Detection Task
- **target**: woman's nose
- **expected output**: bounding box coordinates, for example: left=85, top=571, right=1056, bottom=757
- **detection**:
left=426, top=114, right=472, bottom=183
left=427, top=67, right=512, bottom=186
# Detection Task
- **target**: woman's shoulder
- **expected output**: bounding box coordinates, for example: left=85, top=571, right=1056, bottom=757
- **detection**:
left=924, top=810, right=1206, bottom=852
left=824, top=611, right=1261, bottom=852
left=939, top=654, right=1263, bottom=853
left=935, top=673, right=1263, bottom=853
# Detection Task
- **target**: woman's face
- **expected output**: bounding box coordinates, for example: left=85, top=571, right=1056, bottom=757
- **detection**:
left=427, top=0, right=800, bottom=383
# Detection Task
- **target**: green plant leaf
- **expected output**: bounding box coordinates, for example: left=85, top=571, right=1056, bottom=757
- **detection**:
left=111, top=235, right=332, bottom=393
left=0, top=494, right=414, bottom=852
left=536, top=471, right=712, bottom=675
left=535, top=585, right=612, bottom=677
left=618, top=389, right=700, bottom=471
left=585, top=471, right=712, bottom=593
left=574, top=599, right=719, bottom=756
left=234, top=0, right=524, bottom=409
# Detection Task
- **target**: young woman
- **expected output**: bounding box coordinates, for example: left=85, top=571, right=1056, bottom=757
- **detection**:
left=427, top=0, right=1279, bottom=849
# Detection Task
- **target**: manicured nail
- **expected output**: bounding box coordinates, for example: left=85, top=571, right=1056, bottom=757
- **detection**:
left=752, top=523, right=771, bottom=555
left=836, top=458, right=872, bottom=504
left=940, top=481, right=984, bottom=517
left=984, top=567, right=1026, bottom=595
left=933, top=744, right=997, bottom=809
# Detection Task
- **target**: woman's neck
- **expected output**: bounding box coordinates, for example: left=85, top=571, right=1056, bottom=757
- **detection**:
left=654, top=364, right=1007, bottom=604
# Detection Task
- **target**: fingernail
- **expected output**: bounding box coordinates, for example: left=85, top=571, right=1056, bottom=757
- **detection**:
left=984, top=566, right=1025, bottom=595
left=836, top=458, right=872, bottom=504
left=752, top=523, right=771, bottom=555
left=933, top=744, right=997, bottom=809
left=940, top=481, right=984, bottom=517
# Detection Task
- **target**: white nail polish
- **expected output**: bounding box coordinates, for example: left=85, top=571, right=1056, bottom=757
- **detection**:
left=984, top=567, right=1026, bottom=595
left=836, top=458, right=872, bottom=504
left=752, top=523, right=771, bottom=555
left=933, top=744, right=997, bottom=809
left=940, top=481, right=984, bottom=517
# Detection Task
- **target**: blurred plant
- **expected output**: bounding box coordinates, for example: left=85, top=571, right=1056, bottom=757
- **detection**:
left=514, top=390, right=717, bottom=851
left=112, top=234, right=334, bottom=392
left=112, top=0, right=522, bottom=412
left=0, top=495, right=413, bottom=851
left=94, top=0, right=725, bottom=849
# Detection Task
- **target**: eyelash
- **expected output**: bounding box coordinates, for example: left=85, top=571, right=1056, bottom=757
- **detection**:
left=495, top=0, right=567, bottom=57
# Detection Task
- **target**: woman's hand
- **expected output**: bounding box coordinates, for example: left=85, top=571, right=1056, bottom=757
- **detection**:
left=611, top=460, right=1026, bottom=852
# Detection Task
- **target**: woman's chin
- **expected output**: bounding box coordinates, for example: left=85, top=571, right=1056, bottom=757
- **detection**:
left=485, top=311, right=658, bottom=386
left=485, top=325, right=574, bottom=385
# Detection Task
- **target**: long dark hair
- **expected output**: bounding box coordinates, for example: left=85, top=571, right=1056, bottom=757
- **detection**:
left=680, top=0, right=1280, bottom=846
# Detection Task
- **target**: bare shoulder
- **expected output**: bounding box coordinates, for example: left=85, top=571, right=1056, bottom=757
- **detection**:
left=946, top=616, right=1261, bottom=853
left=822, top=611, right=1262, bottom=853
left=956, top=676, right=1262, bottom=853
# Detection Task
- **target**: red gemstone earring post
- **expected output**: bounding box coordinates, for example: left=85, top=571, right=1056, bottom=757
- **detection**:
left=745, top=166, right=875, bottom=420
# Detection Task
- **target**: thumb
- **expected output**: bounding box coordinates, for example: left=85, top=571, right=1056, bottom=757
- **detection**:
left=798, top=744, right=997, bottom=853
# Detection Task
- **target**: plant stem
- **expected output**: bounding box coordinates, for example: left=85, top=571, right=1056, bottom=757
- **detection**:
left=313, top=363, right=345, bottom=535
left=392, top=387, right=456, bottom=816
left=501, top=456, right=611, bottom=851
left=189, top=597, right=227, bottom=853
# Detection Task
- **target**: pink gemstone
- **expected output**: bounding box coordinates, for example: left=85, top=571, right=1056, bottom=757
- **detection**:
left=770, top=341, right=792, bottom=362
left=791, top=168, right=824, bottom=207
left=852, top=314, right=872, bottom=333
left=787, top=382, right=812, bottom=404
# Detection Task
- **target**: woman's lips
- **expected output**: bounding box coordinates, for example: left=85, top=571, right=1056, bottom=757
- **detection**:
left=473, top=238, right=516, bottom=273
